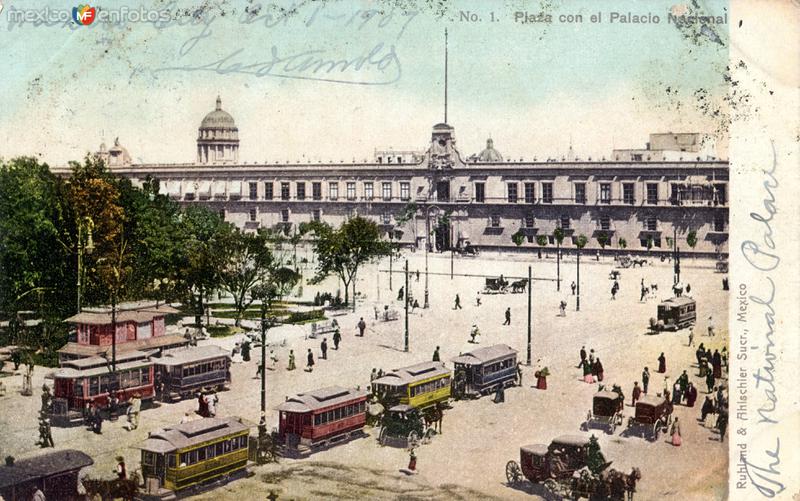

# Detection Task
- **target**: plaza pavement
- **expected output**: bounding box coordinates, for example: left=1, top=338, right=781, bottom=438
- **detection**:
left=0, top=251, right=728, bottom=500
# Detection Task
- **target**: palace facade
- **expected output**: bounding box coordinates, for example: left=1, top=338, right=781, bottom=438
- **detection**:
left=62, top=97, right=729, bottom=257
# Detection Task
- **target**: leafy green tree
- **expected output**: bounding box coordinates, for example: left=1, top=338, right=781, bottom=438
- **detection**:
left=511, top=230, right=525, bottom=247
left=271, top=266, right=301, bottom=304
left=307, top=217, right=390, bottom=305
left=553, top=227, right=565, bottom=246
left=597, top=232, right=611, bottom=250
left=535, top=234, right=548, bottom=259
left=575, top=234, right=588, bottom=250
left=686, top=230, right=698, bottom=250
left=218, top=229, right=274, bottom=327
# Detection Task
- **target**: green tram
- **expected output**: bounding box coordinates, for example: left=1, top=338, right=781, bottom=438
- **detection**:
left=139, top=416, right=249, bottom=497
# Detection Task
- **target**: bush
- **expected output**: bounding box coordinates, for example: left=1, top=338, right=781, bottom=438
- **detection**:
left=285, top=309, right=325, bottom=324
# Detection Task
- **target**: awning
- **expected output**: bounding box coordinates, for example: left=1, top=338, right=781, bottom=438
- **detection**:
left=213, top=180, right=227, bottom=196
left=164, top=180, right=181, bottom=197
left=197, top=181, right=211, bottom=198
left=183, top=181, right=196, bottom=194
left=229, top=181, right=242, bottom=196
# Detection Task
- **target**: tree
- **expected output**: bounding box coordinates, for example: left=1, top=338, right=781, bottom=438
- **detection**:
left=597, top=232, right=611, bottom=250
left=686, top=230, right=698, bottom=253
left=218, top=229, right=274, bottom=326
left=575, top=234, right=588, bottom=250
left=511, top=230, right=525, bottom=247
left=307, top=217, right=390, bottom=305
left=535, top=234, right=548, bottom=259
left=271, top=266, right=301, bottom=304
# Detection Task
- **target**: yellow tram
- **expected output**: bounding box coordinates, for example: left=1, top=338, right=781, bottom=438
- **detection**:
left=139, top=416, right=249, bottom=497
left=371, top=361, right=451, bottom=409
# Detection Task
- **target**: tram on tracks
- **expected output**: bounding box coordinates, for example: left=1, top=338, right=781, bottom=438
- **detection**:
left=151, top=345, right=231, bottom=401
left=139, top=416, right=250, bottom=498
left=49, top=350, right=154, bottom=426
left=371, top=361, right=451, bottom=409
left=451, top=344, right=519, bottom=399
left=276, top=386, right=368, bottom=457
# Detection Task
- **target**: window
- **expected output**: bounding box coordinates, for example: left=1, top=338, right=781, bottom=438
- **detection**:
left=329, top=182, right=338, bottom=200
left=646, top=183, right=658, bottom=205
left=281, top=209, right=290, bottom=222
left=560, top=216, right=571, bottom=230
left=346, top=182, right=356, bottom=200
left=400, top=182, right=410, bottom=201
left=524, top=215, right=535, bottom=228
left=541, top=183, right=553, bottom=204
left=281, top=182, right=290, bottom=200
left=671, top=184, right=680, bottom=205
left=475, top=183, right=485, bottom=203
left=600, top=183, right=611, bottom=204
left=623, top=183, right=634, bottom=205
left=248, top=182, right=258, bottom=200
left=599, top=216, right=611, bottom=230
left=507, top=183, right=518, bottom=203
left=714, top=184, right=726, bottom=205
left=312, top=182, right=322, bottom=200
left=490, top=215, right=501, bottom=227
left=382, top=182, right=392, bottom=201
left=249, top=208, right=257, bottom=222
left=312, top=209, right=321, bottom=222
left=632, top=154, right=643, bottom=162
left=524, top=183, right=535, bottom=204
left=264, top=182, right=273, bottom=200
left=364, top=182, right=374, bottom=200
left=185, top=193, right=195, bottom=201
left=382, top=213, right=392, bottom=225
left=574, top=183, right=586, bottom=204
left=646, top=217, right=658, bottom=231
left=296, top=182, right=306, bottom=200
left=714, top=214, right=726, bottom=232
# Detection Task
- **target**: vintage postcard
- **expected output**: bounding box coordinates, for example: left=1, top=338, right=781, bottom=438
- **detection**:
left=0, top=0, right=797, bottom=500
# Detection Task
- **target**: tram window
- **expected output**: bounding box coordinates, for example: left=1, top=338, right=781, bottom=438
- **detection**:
left=180, top=453, right=188, bottom=466
left=224, top=440, right=231, bottom=453
left=239, top=436, right=247, bottom=448
left=207, top=445, right=216, bottom=459
left=198, top=447, right=206, bottom=461
left=360, top=401, right=366, bottom=412
left=229, top=439, right=237, bottom=451
left=74, top=380, right=84, bottom=397
left=89, top=377, right=99, bottom=395
left=314, top=414, right=321, bottom=425
left=216, top=443, right=224, bottom=456
left=142, top=369, right=150, bottom=384
left=99, top=375, right=111, bottom=395
left=143, top=452, right=154, bottom=466
left=168, top=454, right=176, bottom=468
left=189, top=450, right=197, bottom=464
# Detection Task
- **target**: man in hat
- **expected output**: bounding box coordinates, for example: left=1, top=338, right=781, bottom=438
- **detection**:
left=321, top=338, right=328, bottom=360
left=115, top=457, right=127, bottom=480
left=306, top=349, right=315, bottom=372
left=357, top=317, right=366, bottom=337
left=432, top=346, right=440, bottom=362
left=469, top=325, right=480, bottom=344
left=287, top=350, right=296, bottom=371
left=127, top=393, right=141, bottom=430
left=503, top=307, right=511, bottom=325
left=333, top=329, right=342, bottom=349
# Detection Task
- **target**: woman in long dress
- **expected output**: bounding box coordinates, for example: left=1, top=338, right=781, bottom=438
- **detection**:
left=670, top=418, right=682, bottom=446
left=657, top=352, right=666, bottom=373
left=686, top=383, right=698, bottom=407
left=583, top=361, right=594, bottom=383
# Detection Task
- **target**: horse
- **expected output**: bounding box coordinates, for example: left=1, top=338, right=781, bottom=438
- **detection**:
left=632, top=258, right=648, bottom=268
left=511, top=279, right=527, bottom=293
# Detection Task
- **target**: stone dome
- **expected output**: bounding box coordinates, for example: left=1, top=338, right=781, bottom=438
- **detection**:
left=200, top=96, right=237, bottom=130
left=477, top=138, right=503, bottom=162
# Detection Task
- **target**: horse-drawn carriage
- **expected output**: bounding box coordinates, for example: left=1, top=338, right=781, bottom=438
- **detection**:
left=584, top=389, right=625, bottom=434
left=626, top=395, right=673, bottom=441
left=505, top=435, right=640, bottom=500
left=648, top=296, right=696, bottom=332
left=715, top=259, right=728, bottom=273
left=483, top=277, right=509, bottom=294
left=456, top=243, right=480, bottom=256
left=618, top=255, right=648, bottom=269
left=309, top=318, right=339, bottom=339
left=376, top=404, right=440, bottom=448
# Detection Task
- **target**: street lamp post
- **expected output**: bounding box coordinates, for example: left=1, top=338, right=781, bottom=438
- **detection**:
left=527, top=266, right=532, bottom=366
left=76, top=217, right=95, bottom=313
left=576, top=247, right=581, bottom=312
left=423, top=205, right=440, bottom=309
left=404, top=260, right=409, bottom=352
left=388, top=232, right=393, bottom=291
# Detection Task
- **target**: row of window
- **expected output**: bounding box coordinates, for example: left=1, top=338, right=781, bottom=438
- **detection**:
left=409, top=376, right=451, bottom=397
left=166, top=435, right=248, bottom=468
left=312, top=401, right=367, bottom=426
left=477, top=357, right=516, bottom=376
left=74, top=367, right=152, bottom=397
left=179, top=359, right=227, bottom=378
left=254, top=182, right=412, bottom=202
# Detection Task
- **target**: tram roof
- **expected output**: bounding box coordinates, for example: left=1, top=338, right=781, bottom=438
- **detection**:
left=58, top=333, right=190, bottom=358
left=0, top=450, right=93, bottom=489
left=659, top=296, right=695, bottom=307
left=152, top=345, right=230, bottom=366
left=62, top=350, right=149, bottom=369
left=276, top=386, right=367, bottom=413
left=372, top=361, right=450, bottom=386
left=52, top=358, right=153, bottom=378
left=140, top=416, right=248, bottom=453
left=451, top=344, right=518, bottom=365
left=64, top=305, right=179, bottom=325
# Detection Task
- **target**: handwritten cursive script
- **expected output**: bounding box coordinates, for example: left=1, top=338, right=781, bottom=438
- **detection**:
left=742, top=438, right=785, bottom=497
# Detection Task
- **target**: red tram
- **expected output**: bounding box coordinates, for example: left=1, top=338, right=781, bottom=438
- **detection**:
left=49, top=350, right=154, bottom=426
left=276, top=386, right=368, bottom=457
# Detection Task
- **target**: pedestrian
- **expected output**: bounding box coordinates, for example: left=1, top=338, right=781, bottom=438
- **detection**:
left=594, top=358, right=604, bottom=382
left=686, top=382, right=698, bottom=407
left=454, top=294, right=462, bottom=309
left=672, top=382, right=682, bottom=405
left=397, top=286, right=404, bottom=301
left=516, top=362, right=523, bottom=386
left=583, top=360, right=594, bottom=384
left=241, top=340, right=251, bottom=362
left=476, top=294, right=482, bottom=306
left=207, top=393, right=218, bottom=417
left=657, top=352, right=666, bottom=373
left=370, top=368, right=377, bottom=382
left=685, top=283, right=691, bottom=295
left=717, top=410, right=728, bottom=443
left=357, top=317, right=366, bottom=337
left=416, top=270, right=420, bottom=282
left=670, top=418, right=682, bottom=446
left=611, top=282, right=618, bottom=300
left=503, top=307, right=511, bottom=325
left=198, top=393, right=209, bottom=417
left=333, top=329, right=341, bottom=350
left=127, top=393, right=141, bottom=430
left=373, top=305, right=379, bottom=321
left=716, top=386, right=725, bottom=409
left=432, top=346, right=440, bottom=362
left=707, top=315, right=715, bottom=336
left=37, top=417, right=54, bottom=448
left=642, top=367, right=650, bottom=394
left=588, top=349, right=595, bottom=366
left=571, top=281, right=576, bottom=295
left=535, top=361, right=549, bottom=390
left=256, top=361, right=264, bottom=379
left=632, top=382, right=642, bottom=406
left=576, top=346, right=587, bottom=368
left=469, top=324, right=480, bottom=344
left=91, top=405, right=103, bottom=434
left=706, top=369, right=715, bottom=393
left=712, top=349, right=722, bottom=378
left=678, top=370, right=689, bottom=399
left=321, top=338, right=328, bottom=360
left=701, top=396, right=715, bottom=423
left=559, top=300, right=567, bottom=316
left=688, top=327, right=695, bottom=347
left=408, top=448, right=417, bottom=471
left=640, top=284, right=647, bottom=302
left=116, top=456, right=127, bottom=480
left=306, top=349, right=315, bottom=372
left=270, top=350, right=279, bottom=369
left=412, top=299, right=420, bottom=311
left=493, top=383, right=505, bottom=403
left=31, top=487, right=45, bottom=501
left=287, top=349, right=296, bottom=371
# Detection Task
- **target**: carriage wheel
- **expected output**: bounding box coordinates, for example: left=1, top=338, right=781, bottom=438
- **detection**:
left=407, top=430, right=420, bottom=448
left=422, top=428, right=435, bottom=444
left=378, top=427, right=388, bottom=445
left=543, top=479, right=560, bottom=494
left=652, top=424, right=660, bottom=441
left=609, top=421, right=617, bottom=434
left=505, top=461, right=523, bottom=485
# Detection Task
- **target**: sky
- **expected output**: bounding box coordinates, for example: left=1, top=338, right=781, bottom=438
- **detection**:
left=0, top=0, right=731, bottom=165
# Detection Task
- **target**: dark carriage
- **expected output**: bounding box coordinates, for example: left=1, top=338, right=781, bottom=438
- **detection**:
left=451, top=344, right=519, bottom=399
left=152, top=345, right=231, bottom=402
left=456, top=243, right=479, bottom=256
left=483, top=277, right=509, bottom=294
left=377, top=404, right=435, bottom=448
left=649, top=296, right=696, bottom=332
left=583, top=389, right=625, bottom=434
left=626, top=395, right=673, bottom=441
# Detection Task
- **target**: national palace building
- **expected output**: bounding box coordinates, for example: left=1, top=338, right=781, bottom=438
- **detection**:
left=66, top=96, right=729, bottom=257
